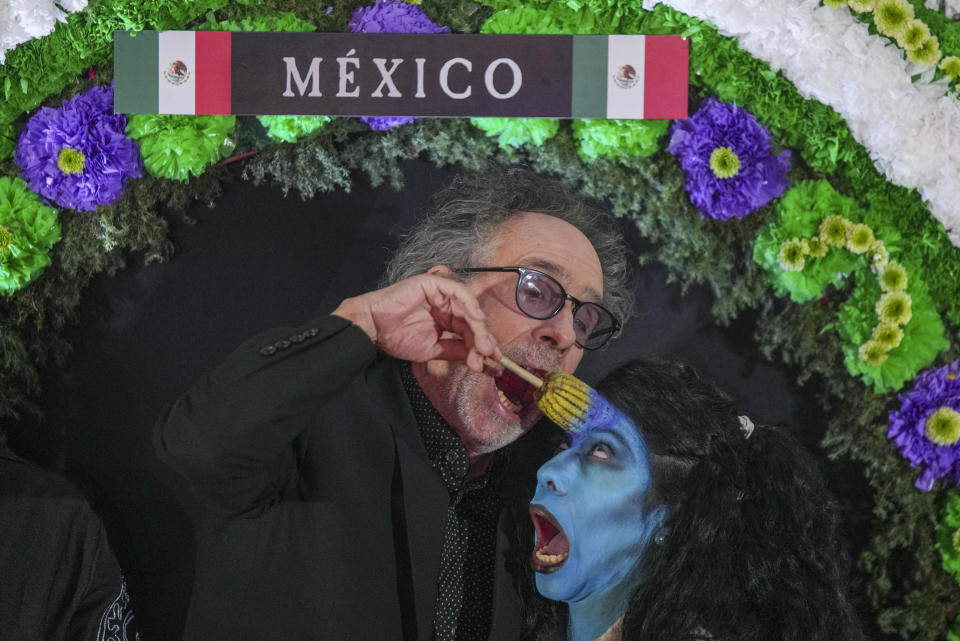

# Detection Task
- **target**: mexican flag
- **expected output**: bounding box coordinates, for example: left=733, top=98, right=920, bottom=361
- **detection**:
left=115, top=30, right=232, bottom=115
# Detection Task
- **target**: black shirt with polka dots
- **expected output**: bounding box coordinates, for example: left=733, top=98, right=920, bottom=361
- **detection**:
left=400, top=363, right=507, bottom=641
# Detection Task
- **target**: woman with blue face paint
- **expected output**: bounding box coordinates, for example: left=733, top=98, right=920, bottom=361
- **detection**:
left=517, top=359, right=864, bottom=641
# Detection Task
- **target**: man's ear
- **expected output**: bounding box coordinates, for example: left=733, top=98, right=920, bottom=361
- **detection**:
left=427, top=265, right=454, bottom=278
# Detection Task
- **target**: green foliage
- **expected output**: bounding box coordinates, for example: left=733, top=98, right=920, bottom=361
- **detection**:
left=753, top=181, right=861, bottom=302
left=0, top=0, right=230, bottom=128
left=476, top=0, right=647, bottom=30
left=242, top=118, right=507, bottom=198
left=421, top=0, right=493, bottom=34
left=836, top=277, right=948, bottom=392
left=468, top=118, right=560, bottom=151
left=479, top=2, right=624, bottom=33
left=200, top=7, right=316, bottom=31
left=257, top=116, right=333, bottom=143
left=571, top=119, right=670, bottom=161
left=951, top=611, right=960, bottom=641
left=0, top=121, right=16, bottom=162
left=127, top=115, right=237, bottom=182
left=937, top=488, right=960, bottom=582
left=481, top=4, right=580, bottom=33
left=0, top=177, right=61, bottom=295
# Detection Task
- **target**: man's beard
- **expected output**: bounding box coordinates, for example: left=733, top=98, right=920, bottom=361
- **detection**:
left=448, top=343, right=561, bottom=455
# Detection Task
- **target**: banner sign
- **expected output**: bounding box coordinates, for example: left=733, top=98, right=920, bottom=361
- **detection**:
left=114, top=31, right=688, bottom=119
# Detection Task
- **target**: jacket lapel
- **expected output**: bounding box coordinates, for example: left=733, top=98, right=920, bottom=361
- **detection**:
left=366, top=358, right=449, bottom=641
left=488, top=508, right=523, bottom=641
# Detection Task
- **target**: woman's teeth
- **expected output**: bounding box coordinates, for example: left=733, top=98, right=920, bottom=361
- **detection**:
left=497, top=388, right=524, bottom=413
left=535, top=548, right=569, bottom=564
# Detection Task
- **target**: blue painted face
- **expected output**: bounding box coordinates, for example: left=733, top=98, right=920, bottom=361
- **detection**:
left=530, top=403, right=663, bottom=613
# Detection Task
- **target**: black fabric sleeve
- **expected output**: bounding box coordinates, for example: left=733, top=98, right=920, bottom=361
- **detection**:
left=154, top=315, right=378, bottom=516
left=71, top=528, right=137, bottom=641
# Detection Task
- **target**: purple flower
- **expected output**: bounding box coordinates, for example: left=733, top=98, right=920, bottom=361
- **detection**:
left=349, top=0, right=449, bottom=130
left=888, top=361, right=960, bottom=491
left=362, top=116, right=417, bottom=131
left=667, top=97, right=791, bottom=220
left=15, top=83, right=141, bottom=212
left=349, top=0, right=451, bottom=34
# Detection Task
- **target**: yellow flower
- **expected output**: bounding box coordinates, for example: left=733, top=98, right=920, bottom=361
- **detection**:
left=709, top=147, right=742, bottom=179
left=907, top=36, right=942, bottom=67
left=0, top=225, right=12, bottom=255
left=778, top=239, right=806, bottom=272
left=858, top=340, right=888, bottom=367
left=940, top=56, right=960, bottom=81
left=872, top=322, right=904, bottom=350
left=925, top=407, right=960, bottom=447
left=896, top=19, right=930, bottom=50
left=848, top=0, right=876, bottom=11
left=876, top=291, right=912, bottom=325
left=846, top=223, right=875, bottom=254
left=56, top=148, right=86, bottom=175
left=879, top=262, right=908, bottom=292
left=807, top=236, right=829, bottom=258
left=820, top=215, right=851, bottom=247
left=873, top=0, right=915, bottom=38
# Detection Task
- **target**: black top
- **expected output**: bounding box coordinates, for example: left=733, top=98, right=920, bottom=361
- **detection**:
left=400, top=364, right=507, bottom=641
left=0, top=447, right=138, bottom=641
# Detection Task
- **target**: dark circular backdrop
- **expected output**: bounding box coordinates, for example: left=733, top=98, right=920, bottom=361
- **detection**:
left=6, top=159, right=873, bottom=640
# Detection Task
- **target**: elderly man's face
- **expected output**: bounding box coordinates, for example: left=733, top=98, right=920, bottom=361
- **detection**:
left=416, top=212, right=605, bottom=458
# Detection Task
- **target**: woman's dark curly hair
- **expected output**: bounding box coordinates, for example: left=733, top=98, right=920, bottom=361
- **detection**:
left=512, top=359, right=864, bottom=641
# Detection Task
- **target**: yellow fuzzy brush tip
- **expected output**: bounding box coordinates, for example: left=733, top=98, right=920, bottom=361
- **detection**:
left=497, top=356, right=615, bottom=432
left=535, top=370, right=610, bottom=432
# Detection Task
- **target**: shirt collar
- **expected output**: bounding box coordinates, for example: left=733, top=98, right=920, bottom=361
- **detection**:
left=399, top=361, right=504, bottom=494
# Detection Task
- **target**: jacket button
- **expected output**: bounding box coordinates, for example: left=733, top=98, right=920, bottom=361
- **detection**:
left=259, top=346, right=277, bottom=356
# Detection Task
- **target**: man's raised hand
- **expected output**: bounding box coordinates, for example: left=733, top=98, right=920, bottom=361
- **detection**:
left=332, top=272, right=501, bottom=372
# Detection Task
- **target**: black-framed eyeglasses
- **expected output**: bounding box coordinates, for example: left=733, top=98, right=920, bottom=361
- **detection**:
left=454, top=267, right=620, bottom=350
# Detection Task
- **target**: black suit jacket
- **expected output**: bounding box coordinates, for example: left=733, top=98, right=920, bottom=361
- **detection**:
left=156, top=316, right=538, bottom=641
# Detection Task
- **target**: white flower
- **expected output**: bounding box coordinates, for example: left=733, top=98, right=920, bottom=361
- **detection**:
left=924, top=0, right=960, bottom=19
left=0, top=0, right=88, bottom=65
left=646, top=0, right=960, bottom=245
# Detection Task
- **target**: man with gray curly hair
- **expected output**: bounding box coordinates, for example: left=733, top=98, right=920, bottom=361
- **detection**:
left=156, top=166, right=632, bottom=641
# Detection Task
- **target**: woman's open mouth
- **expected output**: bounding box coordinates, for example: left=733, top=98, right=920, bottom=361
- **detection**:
left=530, top=504, right=570, bottom=573
left=494, top=365, right=545, bottom=415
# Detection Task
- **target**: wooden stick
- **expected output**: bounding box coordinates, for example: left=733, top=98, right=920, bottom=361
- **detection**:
left=498, top=355, right=544, bottom=389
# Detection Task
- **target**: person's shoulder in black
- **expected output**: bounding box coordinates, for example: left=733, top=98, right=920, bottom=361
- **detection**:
left=0, top=446, right=138, bottom=641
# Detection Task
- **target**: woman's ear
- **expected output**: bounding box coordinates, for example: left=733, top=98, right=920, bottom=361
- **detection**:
left=648, top=506, right=668, bottom=546
left=427, top=264, right=454, bottom=278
